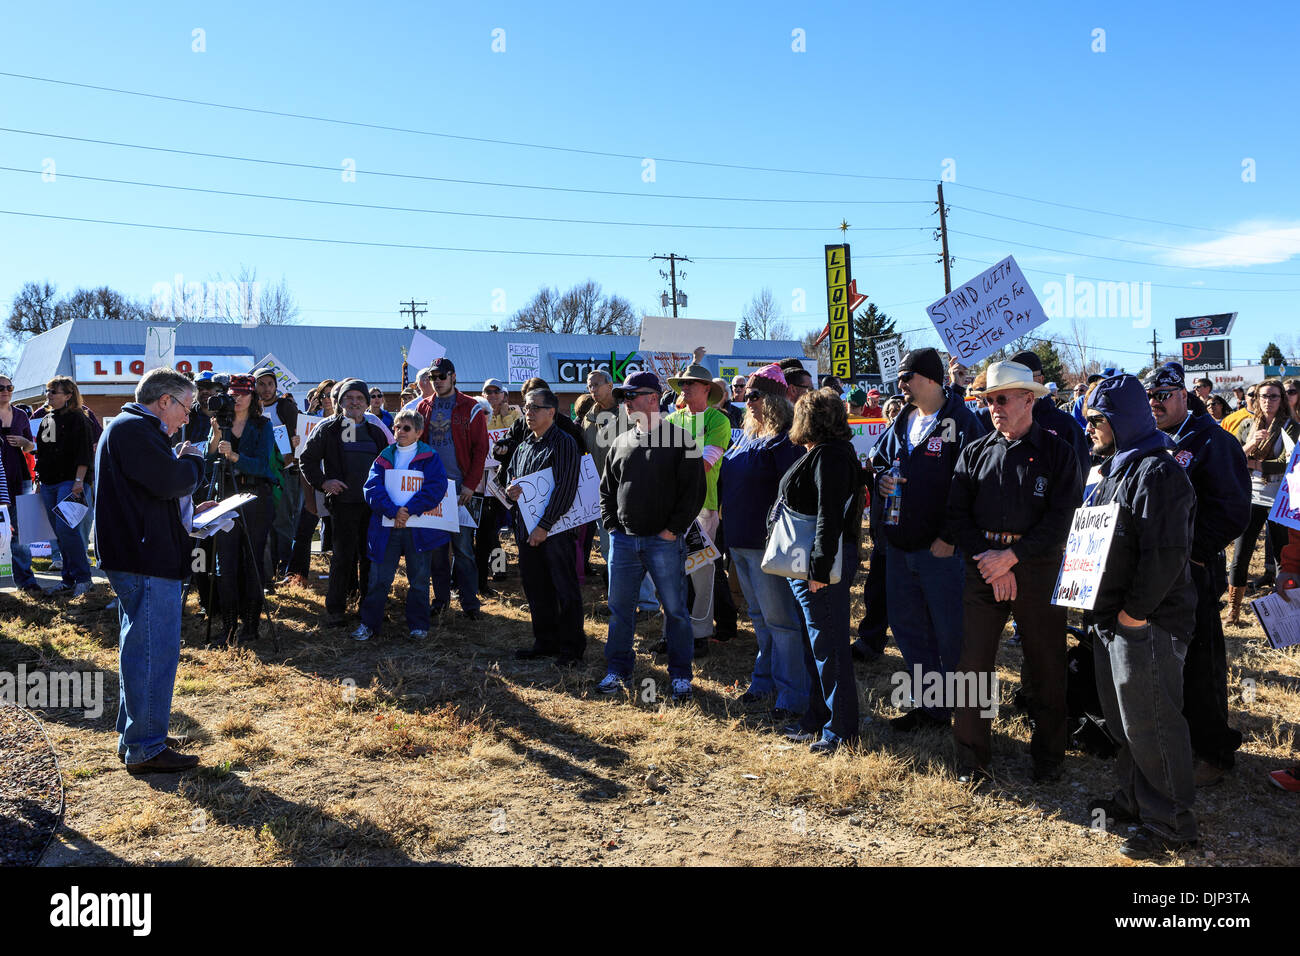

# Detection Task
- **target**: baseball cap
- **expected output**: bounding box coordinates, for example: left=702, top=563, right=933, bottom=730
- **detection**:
left=846, top=387, right=868, bottom=404
left=227, top=373, right=255, bottom=396
left=251, top=366, right=278, bottom=383
left=1143, top=363, right=1186, bottom=392
left=482, top=377, right=507, bottom=392
left=195, top=371, right=218, bottom=386
left=429, top=357, right=455, bottom=376
left=613, top=370, right=663, bottom=399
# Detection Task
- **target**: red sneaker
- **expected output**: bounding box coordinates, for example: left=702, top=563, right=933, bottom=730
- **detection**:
left=1268, top=767, right=1300, bottom=793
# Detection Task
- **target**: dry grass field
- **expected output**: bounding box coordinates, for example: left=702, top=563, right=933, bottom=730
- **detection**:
left=3, top=538, right=1297, bottom=868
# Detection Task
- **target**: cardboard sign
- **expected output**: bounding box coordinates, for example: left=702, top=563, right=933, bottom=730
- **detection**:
left=646, top=351, right=694, bottom=383
left=380, top=468, right=459, bottom=531
left=683, top=519, right=719, bottom=574
left=848, top=418, right=889, bottom=466
left=296, top=414, right=325, bottom=449
left=253, top=352, right=300, bottom=390
left=408, top=332, right=446, bottom=372
left=874, top=339, right=901, bottom=383
left=15, top=492, right=55, bottom=546
left=271, top=424, right=292, bottom=456
left=507, top=343, right=541, bottom=385
left=1051, top=503, right=1121, bottom=609
left=512, top=454, right=601, bottom=535
left=639, top=316, right=736, bottom=359
left=1267, top=440, right=1300, bottom=532
left=926, top=255, right=1046, bottom=364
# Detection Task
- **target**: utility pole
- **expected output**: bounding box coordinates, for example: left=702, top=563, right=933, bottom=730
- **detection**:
left=399, top=298, right=427, bottom=330
left=936, top=183, right=953, bottom=294
left=652, top=253, right=691, bottom=317
left=1151, top=330, right=1160, bottom=369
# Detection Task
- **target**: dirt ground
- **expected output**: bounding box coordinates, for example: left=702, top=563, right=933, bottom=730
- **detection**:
left=3, top=538, right=1296, bottom=868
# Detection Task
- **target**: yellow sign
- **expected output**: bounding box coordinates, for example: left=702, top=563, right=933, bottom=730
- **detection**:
left=825, top=244, right=854, bottom=380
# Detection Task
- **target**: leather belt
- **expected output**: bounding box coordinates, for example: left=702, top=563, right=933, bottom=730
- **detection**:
left=982, top=531, right=1023, bottom=546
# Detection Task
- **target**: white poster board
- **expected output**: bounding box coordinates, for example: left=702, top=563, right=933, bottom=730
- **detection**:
left=1051, top=503, right=1121, bottom=609
left=639, top=316, right=736, bottom=358
left=848, top=418, right=889, bottom=467
left=507, top=343, right=541, bottom=385
left=408, top=332, right=445, bottom=372
left=1266, top=440, right=1300, bottom=532
left=646, top=351, right=694, bottom=383
left=380, top=468, right=459, bottom=531
left=874, top=338, right=901, bottom=384
left=0, top=508, right=12, bottom=579
left=296, top=414, right=325, bottom=449
left=271, top=424, right=292, bottom=456
left=926, top=255, right=1047, bottom=365
left=144, top=325, right=178, bottom=372
left=512, top=454, right=600, bottom=535
left=15, top=492, right=55, bottom=546
left=254, top=352, right=300, bottom=391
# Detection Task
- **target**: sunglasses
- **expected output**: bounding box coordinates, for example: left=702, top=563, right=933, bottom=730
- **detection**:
left=484, top=388, right=502, bottom=395
left=433, top=372, right=451, bottom=381
left=898, top=372, right=916, bottom=384
left=394, top=424, right=416, bottom=432
left=1146, top=390, right=1177, bottom=402
left=627, top=389, right=658, bottom=398
left=982, top=393, right=1023, bottom=407
left=1287, top=388, right=1299, bottom=396
left=523, top=403, right=554, bottom=413
left=1086, top=414, right=1107, bottom=427
left=0, top=385, right=12, bottom=392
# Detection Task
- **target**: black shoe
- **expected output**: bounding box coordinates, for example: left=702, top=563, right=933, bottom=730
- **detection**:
left=1087, top=797, right=1139, bottom=826
left=957, top=765, right=991, bottom=786
left=492, top=571, right=508, bottom=582
left=651, top=638, right=668, bottom=654
left=1032, top=760, right=1063, bottom=784
left=738, top=690, right=770, bottom=704
left=771, top=707, right=802, bottom=722
left=809, top=739, right=841, bottom=756
left=325, top=612, right=345, bottom=627
left=1118, top=828, right=1198, bottom=860
left=515, top=646, right=556, bottom=660
left=463, top=609, right=482, bottom=622
left=850, top=639, right=881, bottom=663
left=126, top=746, right=201, bottom=775
left=118, top=736, right=188, bottom=762
left=712, top=629, right=736, bottom=644
left=890, top=709, right=947, bottom=733
left=693, top=638, right=709, bottom=658
left=429, top=603, right=447, bottom=619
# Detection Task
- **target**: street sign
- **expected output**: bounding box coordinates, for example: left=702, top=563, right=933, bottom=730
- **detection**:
left=1174, top=312, right=1236, bottom=339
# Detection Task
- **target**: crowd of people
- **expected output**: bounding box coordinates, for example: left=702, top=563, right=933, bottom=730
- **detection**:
left=20, top=347, right=1296, bottom=858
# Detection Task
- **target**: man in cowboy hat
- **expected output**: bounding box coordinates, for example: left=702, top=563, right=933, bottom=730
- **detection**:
left=945, top=361, right=1083, bottom=784
left=666, top=363, right=735, bottom=649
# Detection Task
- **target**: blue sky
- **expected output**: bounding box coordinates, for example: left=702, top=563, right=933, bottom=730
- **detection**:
left=2, top=0, right=1297, bottom=373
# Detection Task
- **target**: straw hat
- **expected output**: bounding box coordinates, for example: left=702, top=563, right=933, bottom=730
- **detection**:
left=668, top=364, right=724, bottom=404
left=982, top=361, right=1049, bottom=398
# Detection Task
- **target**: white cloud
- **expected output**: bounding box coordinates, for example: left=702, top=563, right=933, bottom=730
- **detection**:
left=1156, top=221, right=1300, bottom=268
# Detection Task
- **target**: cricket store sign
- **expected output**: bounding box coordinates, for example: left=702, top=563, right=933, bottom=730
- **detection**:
left=73, top=352, right=255, bottom=383
left=554, top=351, right=646, bottom=386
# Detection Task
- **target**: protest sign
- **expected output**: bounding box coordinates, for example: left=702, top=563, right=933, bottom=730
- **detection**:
left=144, top=325, right=177, bottom=372
left=683, top=519, right=719, bottom=574
left=639, top=316, right=736, bottom=359
left=296, top=414, right=325, bottom=449
left=512, top=454, right=601, bottom=535
left=847, top=418, right=889, bottom=467
left=253, top=353, right=300, bottom=391
left=1266, top=439, right=1300, bottom=532
left=16, top=492, right=55, bottom=546
left=488, top=426, right=511, bottom=448
left=380, top=469, right=459, bottom=531
left=1051, top=503, right=1121, bottom=609
left=874, top=339, right=901, bottom=383
left=926, top=256, right=1046, bottom=365
left=507, top=343, right=541, bottom=385
left=0, top=508, right=12, bottom=579
left=271, top=424, right=292, bottom=456
left=1251, top=590, right=1300, bottom=650
left=407, top=332, right=445, bottom=372
left=484, top=468, right=511, bottom=507
left=646, top=351, right=693, bottom=383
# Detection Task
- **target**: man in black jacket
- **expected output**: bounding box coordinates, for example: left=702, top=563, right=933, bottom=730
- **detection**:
left=1084, top=373, right=1198, bottom=859
left=598, top=371, right=705, bottom=701
left=96, top=367, right=209, bottom=774
left=1145, top=363, right=1251, bottom=786
left=254, top=366, right=301, bottom=582
left=300, top=378, right=390, bottom=626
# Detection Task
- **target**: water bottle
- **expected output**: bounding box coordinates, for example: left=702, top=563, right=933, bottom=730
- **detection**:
left=884, top=458, right=903, bottom=526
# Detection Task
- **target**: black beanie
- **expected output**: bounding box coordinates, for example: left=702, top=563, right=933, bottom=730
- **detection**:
left=898, top=348, right=945, bottom=385
left=338, top=378, right=370, bottom=402
left=1009, top=350, right=1043, bottom=374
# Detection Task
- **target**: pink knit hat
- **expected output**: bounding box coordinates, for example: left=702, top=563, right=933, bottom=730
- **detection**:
left=746, top=364, right=789, bottom=398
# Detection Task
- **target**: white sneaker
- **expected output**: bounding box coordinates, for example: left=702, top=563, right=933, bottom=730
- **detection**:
left=598, top=672, right=630, bottom=694
left=352, top=624, right=372, bottom=642
left=409, top=629, right=427, bottom=641
left=72, top=581, right=93, bottom=598
left=670, top=678, right=693, bottom=701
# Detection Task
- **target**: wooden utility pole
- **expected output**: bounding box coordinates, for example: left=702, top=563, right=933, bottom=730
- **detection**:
left=1151, top=330, right=1160, bottom=370
left=399, top=299, right=427, bottom=329
left=652, top=253, right=691, bottom=317
left=936, top=183, right=952, bottom=294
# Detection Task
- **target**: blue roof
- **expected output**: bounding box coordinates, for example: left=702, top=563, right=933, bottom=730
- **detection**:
left=12, top=319, right=807, bottom=401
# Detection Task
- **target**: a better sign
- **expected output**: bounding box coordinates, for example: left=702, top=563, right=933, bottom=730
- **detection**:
left=926, top=256, right=1046, bottom=365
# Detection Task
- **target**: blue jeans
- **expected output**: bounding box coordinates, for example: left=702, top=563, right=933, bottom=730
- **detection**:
left=361, top=527, right=432, bottom=633
left=790, top=537, right=860, bottom=745
left=10, top=480, right=36, bottom=587
left=884, top=538, right=965, bottom=720
left=600, top=517, right=658, bottom=611
left=40, top=480, right=93, bottom=586
left=108, top=571, right=184, bottom=764
left=434, top=525, right=480, bottom=612
left=732, top=547, right=810, bottom=712
left=606, top=531, right=693, bottom=681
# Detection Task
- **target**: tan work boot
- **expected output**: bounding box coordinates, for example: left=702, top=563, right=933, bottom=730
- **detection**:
left=1223, top=585, right=1246, bottom=627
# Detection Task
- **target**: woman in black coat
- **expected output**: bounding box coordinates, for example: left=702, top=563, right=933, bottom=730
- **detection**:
left=776, top=388, right=865, bottom=754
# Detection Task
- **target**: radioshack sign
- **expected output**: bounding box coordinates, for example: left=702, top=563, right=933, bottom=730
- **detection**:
left=73, top=353, right=255, bottom=384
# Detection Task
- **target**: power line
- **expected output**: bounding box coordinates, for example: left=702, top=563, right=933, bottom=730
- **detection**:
left=0, top=166, right=930, bottom=234
left=956, top=255, right=1300, bottom=293
left=0, top=71, right=935, bottom=184
left=0, top=208, right=937, bottom=262
left=0, top=127, right=932, bottom=206
left=949, top=228, right=1300, bottom=278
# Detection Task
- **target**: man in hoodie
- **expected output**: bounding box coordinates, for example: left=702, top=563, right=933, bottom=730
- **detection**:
left=253, top=366, right=301, bottom=584
left=1144, top=363, right=1251, bottom=787
left=95, top=367, right=209, bottom=774
left=417, top=357, right=489, bottom=620
left=1084, top=373, right=1198, bottom=859
left=871, top=348, right=988, bottom=730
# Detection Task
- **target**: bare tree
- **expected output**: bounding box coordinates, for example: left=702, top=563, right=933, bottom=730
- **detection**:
left=801, top=328, right=828, bottom=372
left=57, top=286, right=148, bottom=322
left=508, top=281, right=639, bottom=335
left=741, top=288, right=793, bottom=341
left=205, top=266, right=300, bottom=325
left=7, top=280, right=61, bottom=339
left=1061, top=317, right=1101, bottom=382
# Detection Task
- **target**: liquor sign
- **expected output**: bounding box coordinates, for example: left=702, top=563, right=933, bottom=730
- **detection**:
left=73, top=352, right=254, bottom=383
left=1181, top=339, right=1231, bottom=373
left=825, top=244, right=856, bottom=381
left=1174, top=312, right=1236, bottom=339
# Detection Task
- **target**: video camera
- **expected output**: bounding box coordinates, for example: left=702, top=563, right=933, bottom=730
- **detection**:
left=204, top=374, right=235, bottom=429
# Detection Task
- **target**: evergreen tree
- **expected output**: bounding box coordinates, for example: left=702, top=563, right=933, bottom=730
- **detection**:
left=1262, top=342, right=1285, bottom=367
left=850, top=303, right=898, bottom=379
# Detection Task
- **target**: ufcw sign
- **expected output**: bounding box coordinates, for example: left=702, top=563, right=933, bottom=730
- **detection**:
left=825, top=244, right=857, bottom=381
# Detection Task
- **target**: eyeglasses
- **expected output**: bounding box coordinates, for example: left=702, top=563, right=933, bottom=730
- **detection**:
left=369, top=393, right=383, bottom=399
left=1086, top=415, right=1107, bottom=427
left=523, top=403, right=554, bottom=413
left=0, top=385, right=12, bottom=392
left=1146, top=389, right=1177, bottom=402
left=745, top=392, right=764, bottom=403
left=628, top=389, right=658, bottom=398
left=45, top=388, right=68, bottom=394
left=433, top=373, right=451, bottom=381
left=1287, top=388, right=1299, bottom=396
left=982, top=393, right=1024, bottom=407
left=394, top=424, right=416, bottom=432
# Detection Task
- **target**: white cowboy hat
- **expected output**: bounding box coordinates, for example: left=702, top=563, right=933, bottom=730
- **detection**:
left=982, top=361, right=1049, bottom=398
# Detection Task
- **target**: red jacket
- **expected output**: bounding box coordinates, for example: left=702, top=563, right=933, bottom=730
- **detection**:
left=1281, top=527, right=1299, bottom=581
left=416, top=389, right=488, bottom=492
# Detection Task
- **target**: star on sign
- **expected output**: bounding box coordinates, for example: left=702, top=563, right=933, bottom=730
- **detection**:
left=839, top=220, right=850, bottom=234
